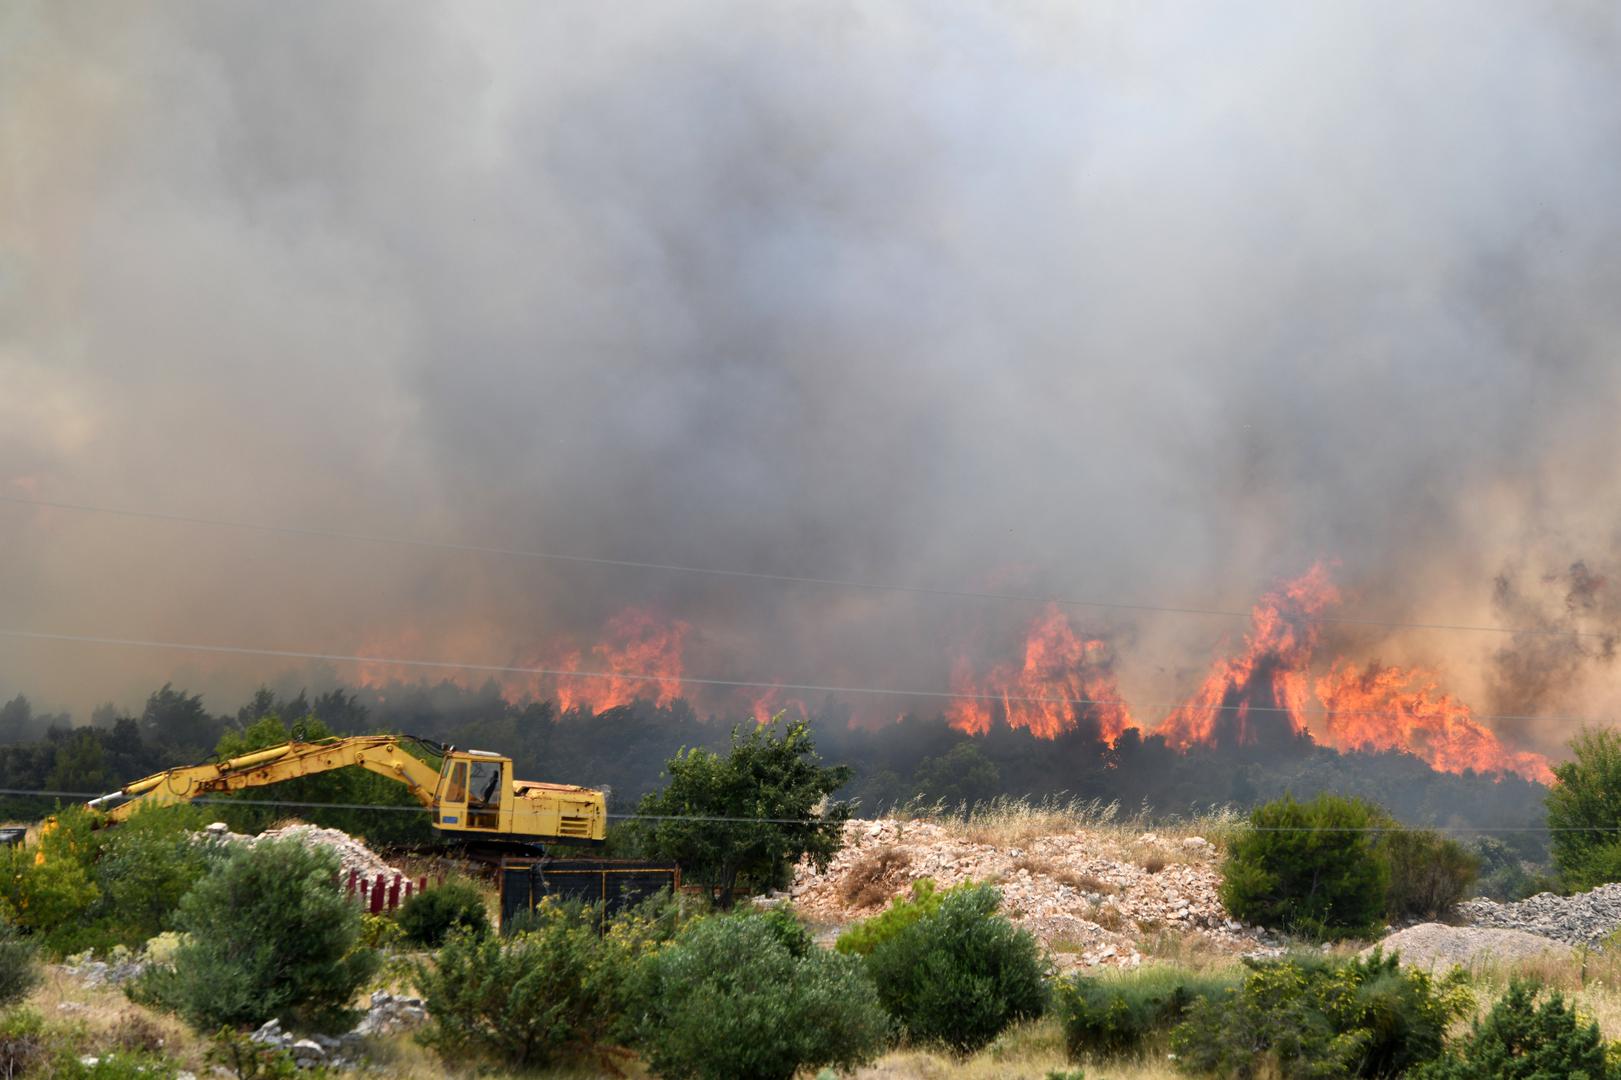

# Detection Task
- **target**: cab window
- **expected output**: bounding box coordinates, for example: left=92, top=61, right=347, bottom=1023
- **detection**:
left=469, top=761, right=503, bottom=807
left=444, top=761, right=467, bottom=803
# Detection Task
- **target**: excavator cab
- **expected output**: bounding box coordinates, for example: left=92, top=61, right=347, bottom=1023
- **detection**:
left=434, top=750, right=507, bottom=832
left=431, top=749, right=605, bottom=845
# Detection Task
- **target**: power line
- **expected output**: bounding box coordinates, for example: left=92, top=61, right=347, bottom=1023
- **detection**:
left=0, top=625, right=1597, bottom=729
left=0, top=787, right=1591, bottom=831
left=0, top=493, right=1601, bottom=640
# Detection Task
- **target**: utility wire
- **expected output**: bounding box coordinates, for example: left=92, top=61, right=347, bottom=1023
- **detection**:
left=0, top=493, right=1602, bottom=641
left=0, top=626, right=1596, bottom=728
left=0, top=786, right=1591, bottom=832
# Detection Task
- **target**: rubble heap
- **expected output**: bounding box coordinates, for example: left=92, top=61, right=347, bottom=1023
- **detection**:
left=791, top=819, right=1268, bottom=969
left=1458, top=882, right=1621, bottom=946
left=199, top=821, right=404, bottom=882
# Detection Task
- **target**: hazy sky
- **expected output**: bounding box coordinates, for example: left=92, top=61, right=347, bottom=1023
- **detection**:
left=3, top=2, right=1619, bottom=751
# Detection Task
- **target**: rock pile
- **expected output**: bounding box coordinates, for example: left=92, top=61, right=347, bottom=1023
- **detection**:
left=62, top=947, right=146, bottom=988
left=1458, top=882, right=1621, bottom=946
left=251, top=991, right=428, bottom=1069
left=791, top=819, right=1267, bottom=968
left=200, top=821, right=404, bottom=882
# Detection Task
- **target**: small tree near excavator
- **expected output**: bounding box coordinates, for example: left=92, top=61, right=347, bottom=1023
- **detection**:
left=630, top=717, right=852, bottom=907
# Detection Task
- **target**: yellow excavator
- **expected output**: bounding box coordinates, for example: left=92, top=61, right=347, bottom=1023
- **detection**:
left=82, top=734, right=607, bottom=849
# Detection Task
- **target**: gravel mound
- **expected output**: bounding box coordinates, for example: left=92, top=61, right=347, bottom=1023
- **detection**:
left=200, top=820, right=404, bottom=882
left=1369, top=923, right=1574, bottom=970
left=1457, top=882, right=1621, bottom=946
left=791, top=819, right=1267, bottom=969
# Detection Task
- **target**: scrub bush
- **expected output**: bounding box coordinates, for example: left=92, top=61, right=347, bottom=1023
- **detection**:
left=1414, top=980, right=1620, bottom=1079
left=1055, top=967, right=1236, bottom=1060
left=1169, top=951, right=1470, bottom=1078
left=631, top=912, right=888, bottom=1080
left=862, top=882, right=1048, bottom=1053
left=133, top=838, right=378, bottom=1030
left=394, top=879, right=488, bottom=947
left=1220, top=794, right=1391, bottom=941
left=1380, top=829, right=1479, bottom=921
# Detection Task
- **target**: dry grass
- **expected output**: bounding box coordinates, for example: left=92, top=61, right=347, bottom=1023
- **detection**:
left=839, top=846, right=914, bottom=908
left=895, top=795, right=1243, bottom=853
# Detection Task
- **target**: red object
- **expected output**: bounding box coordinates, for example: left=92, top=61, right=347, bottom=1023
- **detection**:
left=387, top=875, right=401, bottom=910
left=370, top=873, right=386, bottom=914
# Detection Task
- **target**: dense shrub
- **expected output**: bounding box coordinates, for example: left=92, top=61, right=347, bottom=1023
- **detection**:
left=862, top=882, right=1047, bottom=1053
left=1380, top=829, right=1480, bottom=921
left=1414, top=980, right=1619, bottom=1079
left=86, top=805, right=218, bottom=948
left=1547, top=729, right=1621, bottom=891
left=1055, top=968, right=1236, bottom=1060
left=1220, top=794, right=1392, bottom=941
left=1170, top=951, right=1471, bottom=1078
left=0, top=809, right=100, bottom=950
left=395, top=879, right=488, bottom=948
left=134, top=838, right=378, bottom=1030
left=415, top=897, right=682, bottom=1070
left=0, top=921, right=41, bottom=1008
left=631, top=912, right=889, bottom=1080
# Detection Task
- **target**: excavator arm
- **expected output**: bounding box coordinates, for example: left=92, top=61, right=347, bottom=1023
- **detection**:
left=89, top=734, right=445, bottom=823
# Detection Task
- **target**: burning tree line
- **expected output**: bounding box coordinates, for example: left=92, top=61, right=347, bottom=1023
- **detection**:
left=351, top=563, right=1555, bottom=785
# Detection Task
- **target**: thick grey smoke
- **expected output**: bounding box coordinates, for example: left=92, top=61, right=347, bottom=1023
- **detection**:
left=3, top=1, right=1620, bottom=753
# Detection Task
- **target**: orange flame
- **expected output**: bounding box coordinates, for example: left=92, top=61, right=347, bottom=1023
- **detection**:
left=1314, top=660, right=1552, bottom=783
left=551, top=608, right=688, bottom=711
left=352, top=607, right=688, bottom=711
left=946, top=604, right=1136, bottom=745
left=1157, top=563, right=1339, bottom=748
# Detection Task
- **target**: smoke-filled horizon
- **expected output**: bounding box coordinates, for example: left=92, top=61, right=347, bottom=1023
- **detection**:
left=3, top=2, right=1619, bottom=759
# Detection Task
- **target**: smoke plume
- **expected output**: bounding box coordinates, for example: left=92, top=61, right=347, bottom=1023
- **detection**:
left=3, top=2, right=1621, bottom=760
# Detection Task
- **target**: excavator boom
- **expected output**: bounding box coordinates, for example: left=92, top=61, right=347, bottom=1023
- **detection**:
left=87, top=734, right=606, bottom=845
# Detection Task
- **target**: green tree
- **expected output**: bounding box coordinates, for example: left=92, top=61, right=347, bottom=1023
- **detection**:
left=1220, top=794, right=1392, bottom=941
left=1545, top=728, right=1621, bottom=891
left=46, top=729, right=112, bottom=793
left=139, top=838, right=378, bottom=1030
left=911, top=742, right=1001, bottom=807
left=631, top=718, right=852, bottom=906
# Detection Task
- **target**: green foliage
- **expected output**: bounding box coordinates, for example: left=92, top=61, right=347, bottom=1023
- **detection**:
left=836, top=878, right=961, bottom=956
left=1380, top=829, right=1480, bottom=921
left=1054, top=967, right=1236, bottom=1060
left=912, top=742, right=1002, bottom=807
left=0, top=922, right=41, bottom=1009
left=1220, top=794, right=1392, bottom=941
left=1414, top=980, right=1619, bottom=1079
left=58, top=1051, right=185, bottom=1079
left=414, top=899, right=675, bottom=1071
left=395, top=879, right=488, bottom=948
left=86, top=805, right=218, bottom=948
left=862, top=882, right=1048, bottom=1054
left=1547, top=729, right=1621, bottom=891
left=0, top=808, right=100, bottom=951
left=1169, top=951, right=1471, bottom=1078
left=631, top=911, right=889, bottom=1080
left=136, top=837, right=379, bottom=1031
left=0, top=1007, right=51, bottom=1077
left=1469, top=837, right=1543, bottom=902
left=630, top=718, right=853, bottom=905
